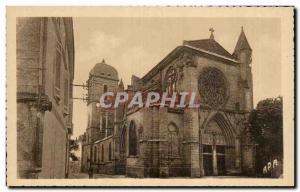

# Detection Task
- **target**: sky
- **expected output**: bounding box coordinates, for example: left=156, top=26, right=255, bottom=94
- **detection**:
left=72, top=17, right=281, bottom=138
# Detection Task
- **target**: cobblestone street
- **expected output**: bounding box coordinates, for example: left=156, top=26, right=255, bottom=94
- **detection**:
left=68, top=172, right=254, bottom=179
left=69, top=172, right=126, bottom=179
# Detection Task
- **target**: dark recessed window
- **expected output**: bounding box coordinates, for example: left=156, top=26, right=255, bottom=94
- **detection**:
left=203, top=145, right=212, bottom=153
left=94, top=146, right=97, bottom=163
left=216, top=145, right=225, bottom=154
left=101, top=145, right=104, bottom=162
left=235, top=102, right=240, bottom=111
left=109, top=142, right=112, bottom=161
left=102, top=116, right=106, bottom=130
left=129, top=121, right=137, bottom=156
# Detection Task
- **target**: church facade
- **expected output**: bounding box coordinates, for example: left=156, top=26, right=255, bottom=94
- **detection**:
left=81, top=28, right=256, bottom=177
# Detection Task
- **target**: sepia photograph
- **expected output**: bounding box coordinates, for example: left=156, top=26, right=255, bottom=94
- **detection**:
left=6, top=6, right=294, bottom=187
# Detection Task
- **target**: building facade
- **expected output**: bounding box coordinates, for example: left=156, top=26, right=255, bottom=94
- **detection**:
left=17, top=17, right=75, bottom=178
left=81, top=28, right=256, bottom=177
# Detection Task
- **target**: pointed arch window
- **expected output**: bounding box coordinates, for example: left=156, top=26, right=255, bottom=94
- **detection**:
left=167, top=123, right=179, bottom=157
left=101, top=145, right=104, bottom=162
left=165, top=66, right=177, bottom=95
left=120, top=125, right=127, bottom=150
left=128, top=121, right=138, bottom=156
left=109, top=142, right=112, bottom=161
left=93, top=146, right=97, bottom=163
left=98, top=146, right=101, bottom=163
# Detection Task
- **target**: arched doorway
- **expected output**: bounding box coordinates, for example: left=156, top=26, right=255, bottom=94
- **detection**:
left=202, top=114, right=234, bottom=176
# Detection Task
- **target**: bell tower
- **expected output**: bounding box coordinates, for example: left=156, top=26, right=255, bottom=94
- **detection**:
left=233, top=27, right=253, bottom=111
left=86, top=59, right=119, bottom=144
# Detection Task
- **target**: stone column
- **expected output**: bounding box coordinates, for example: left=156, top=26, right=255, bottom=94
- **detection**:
left=150, top=107, right=160, bottom=177
left=158, top=107, right=169, bottom=177
left=181, top=57, right=200, bottom=177
left=188, top=109, right=201, bottom=177
left=212, top=135, right=218, bottom=176
left=235, top=136, right=241, bottom=171
left=199, top=129, right=205, bottom=176
left=105, top=112, right=108, bottom=137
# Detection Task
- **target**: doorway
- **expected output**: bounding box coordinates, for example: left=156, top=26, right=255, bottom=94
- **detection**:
left=203, top=144, right=226, bottom=176
left=202, top=118, right=227, bottom=176
left=203, top=144, right=213, bottom=176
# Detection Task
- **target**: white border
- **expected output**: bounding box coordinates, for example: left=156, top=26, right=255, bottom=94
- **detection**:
left=1, top=1, right=298, bottom=192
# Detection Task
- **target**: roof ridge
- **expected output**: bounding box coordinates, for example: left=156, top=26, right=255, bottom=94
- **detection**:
left=184, top=45, right=238, bottom=63
left=185, top=38, right=211, bottom=41
left=184, top=38, right=235, bottom=59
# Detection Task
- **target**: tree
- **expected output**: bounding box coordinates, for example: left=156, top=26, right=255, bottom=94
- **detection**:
left=249, top=96, right=283, bottom=177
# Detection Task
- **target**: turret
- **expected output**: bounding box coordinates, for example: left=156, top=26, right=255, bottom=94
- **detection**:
left=233, top=27, right=252, bottom=66
left=118, top=79, right=124, bottom=91
left=233, top=27, right=253, bottom=111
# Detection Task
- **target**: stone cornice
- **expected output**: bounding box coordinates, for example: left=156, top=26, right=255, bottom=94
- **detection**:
left=17, top=92, right=52, bottom=112
left=199, top=105, right=251, bottom=114
left=17, top=92, right=39, bottom=102
left=88, top=74, right=119, bottom=82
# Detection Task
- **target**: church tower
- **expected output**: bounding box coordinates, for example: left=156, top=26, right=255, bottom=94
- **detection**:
left=86, top=59, right=119, bottom=144
left=233, top=27, right=253, bottom=111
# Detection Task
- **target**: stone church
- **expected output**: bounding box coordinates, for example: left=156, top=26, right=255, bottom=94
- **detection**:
left=81, top=28, right=256, bottom=177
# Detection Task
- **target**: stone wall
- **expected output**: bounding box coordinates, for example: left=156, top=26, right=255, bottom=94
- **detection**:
left=93, top=136, right=115, bottom=174
left=17, top=18, right=74, bottom=178
left=17, top=18, right=43, bottom=178
left=125, top=109, right=145, bottom=177
left=125, top=107, right=186, bottom=177
left=81, top=136, right=122, bottom=175
left=39, top=111, right=68, bottom=178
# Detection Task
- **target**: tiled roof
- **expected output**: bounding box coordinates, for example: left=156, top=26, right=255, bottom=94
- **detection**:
left=184, top=39, right=235, bottom=60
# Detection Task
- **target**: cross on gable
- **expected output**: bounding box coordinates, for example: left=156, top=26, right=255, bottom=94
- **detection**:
left=209, top=28, right=215, bottom=39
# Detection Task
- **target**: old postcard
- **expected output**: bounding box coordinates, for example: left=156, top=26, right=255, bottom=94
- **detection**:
left=6, top=6, right=294, bottom=187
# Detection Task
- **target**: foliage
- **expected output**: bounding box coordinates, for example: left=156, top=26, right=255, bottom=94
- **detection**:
left=249, top=96, right=283, bottom=176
